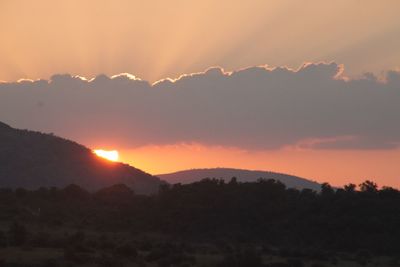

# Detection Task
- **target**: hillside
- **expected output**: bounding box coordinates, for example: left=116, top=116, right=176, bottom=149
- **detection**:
left=0, top=122, right=162, bottom=194
left=158, top=168, right=321, bottom=190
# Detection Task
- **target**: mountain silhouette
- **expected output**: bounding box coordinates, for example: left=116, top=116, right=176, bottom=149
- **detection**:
left=158, top=168, right=321, bottom=190
left=0, top=122, right=162, bottom=194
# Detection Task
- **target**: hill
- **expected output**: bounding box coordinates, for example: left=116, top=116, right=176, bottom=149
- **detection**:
left=158, top=168, right=321, bottom=190
left=0, top=121, right=162, bottom=194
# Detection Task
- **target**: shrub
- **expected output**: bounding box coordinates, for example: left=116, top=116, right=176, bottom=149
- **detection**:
left=63, top=246, right=94, bottom=264
left=42, top=258, right=59, bottom=267
left=218, top=248, right=263, bottom=267
left=115, top=242, right=138, bottom=258
left=355, top=249, right=371, bottom=266
left=8, top=222, right=28, bottom=246
left=287, top=258, right=305, bottom=267
left=95, top=253, right=125, bottom=267
left=268, top=262, right=290, bottom=267
left=0, top=231, right=7, bottom=247
left=30, top=231, right=51, bottom=247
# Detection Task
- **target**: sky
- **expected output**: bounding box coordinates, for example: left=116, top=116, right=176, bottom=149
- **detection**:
left=0, top=0, right=399, bottom=187
left=1, top=0, right=400, bottom=82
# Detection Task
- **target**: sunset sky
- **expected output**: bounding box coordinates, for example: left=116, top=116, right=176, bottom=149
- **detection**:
left=1, top=0, right=400, bottom=187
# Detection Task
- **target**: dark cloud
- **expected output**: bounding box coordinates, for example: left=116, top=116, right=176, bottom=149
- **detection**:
left=0, top=62, right=399, bottom=150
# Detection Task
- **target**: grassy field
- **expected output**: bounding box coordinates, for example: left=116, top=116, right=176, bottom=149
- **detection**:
left=0, top=229, right=398, bottom=267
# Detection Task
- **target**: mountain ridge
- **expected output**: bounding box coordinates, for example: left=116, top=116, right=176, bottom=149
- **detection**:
left=0, top=122, right=163, bottom=194
left=158, top=167, right=321, bottom=190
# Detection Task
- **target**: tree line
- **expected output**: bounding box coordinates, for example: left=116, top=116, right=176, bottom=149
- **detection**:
left=1, top=178, right=399, bottom=256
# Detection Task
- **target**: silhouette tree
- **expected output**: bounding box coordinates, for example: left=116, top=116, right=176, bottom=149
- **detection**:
left=344, top=183, right=356, bottom=193
left=321, top=182, right=334, bottom=196
left=359, top=180, right=378, bottom=194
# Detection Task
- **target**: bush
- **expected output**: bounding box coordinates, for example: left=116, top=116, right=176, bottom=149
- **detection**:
left=138, top=239, right=153, bottom=251
left=42, top=258, right=59, bottom=267
left=146, top=247, right=170, bottom=262
left=0, top=231, right=7, bottom=248
left=218, top=248, right=263, bottom=267
left=268, top=262, right=290, bottom=267
left=157, top=254, right=195, bottom=267
left=95, top=253, right=125, bottom=267
left=115, top=242, right=138, bottom=258
left=355, top=249, right=371, bottom=266
left=30, top=231, right=51, bottom=247
left=287, top=258, right=305, bottom=267
left=145, top=243, right=195, bottom=267
left=67, top=230, right=86, bottom=246
left=8, top=222, right=28, bottom=246
left=64, top=246, right=94, bottom=264
left=97, top=234, right=116, bottom=250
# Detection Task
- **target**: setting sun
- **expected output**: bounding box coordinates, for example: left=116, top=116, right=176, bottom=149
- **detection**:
left=93, top=149, right=119, bottom=162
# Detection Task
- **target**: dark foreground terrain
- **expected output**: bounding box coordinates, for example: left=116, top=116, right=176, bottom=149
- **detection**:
left=0, top=179, right=399, bottom=267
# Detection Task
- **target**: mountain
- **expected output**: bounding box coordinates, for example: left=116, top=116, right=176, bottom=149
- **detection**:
left=158, top=168, right=321, bottom=190
left=0, top=121, right=162, bottom=194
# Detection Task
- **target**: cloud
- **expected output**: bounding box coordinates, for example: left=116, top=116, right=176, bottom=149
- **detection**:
left=0, top=62, right=399, bottom=151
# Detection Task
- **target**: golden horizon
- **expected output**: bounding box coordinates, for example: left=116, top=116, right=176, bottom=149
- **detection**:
left=93, top=149, right=120, bottom=162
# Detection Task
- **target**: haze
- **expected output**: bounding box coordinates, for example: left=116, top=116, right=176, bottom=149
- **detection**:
left=1, top=0, right=400, bottom=82
left=0, top=0, right=399, bottom=188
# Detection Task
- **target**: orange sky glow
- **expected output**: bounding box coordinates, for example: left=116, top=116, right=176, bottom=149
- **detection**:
left=1, top=0, right=399, bottom=82
left=94, top=149, right=119, bottom=162
left=1, top=0, right=400, bottom=188
left=113, top=144, right=399, bottom=188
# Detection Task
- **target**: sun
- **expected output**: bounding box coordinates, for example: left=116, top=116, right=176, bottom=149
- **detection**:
left=93, top=149, right=119, bottom=162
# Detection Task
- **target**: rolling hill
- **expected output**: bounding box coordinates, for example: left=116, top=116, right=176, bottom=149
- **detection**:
left=0, top=121, right=162, bottom=194
left=158, top=168, right=321, bottom=190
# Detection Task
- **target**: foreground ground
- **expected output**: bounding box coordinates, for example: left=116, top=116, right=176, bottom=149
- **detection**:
left=0, top=178, right=399, bottom=266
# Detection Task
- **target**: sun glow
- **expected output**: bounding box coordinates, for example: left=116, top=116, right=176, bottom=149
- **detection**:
left=93, top=149, right=119, bottom=162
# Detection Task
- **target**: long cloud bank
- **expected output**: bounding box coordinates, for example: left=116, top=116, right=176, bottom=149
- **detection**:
left=0, top=62, right=399, bottom=150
